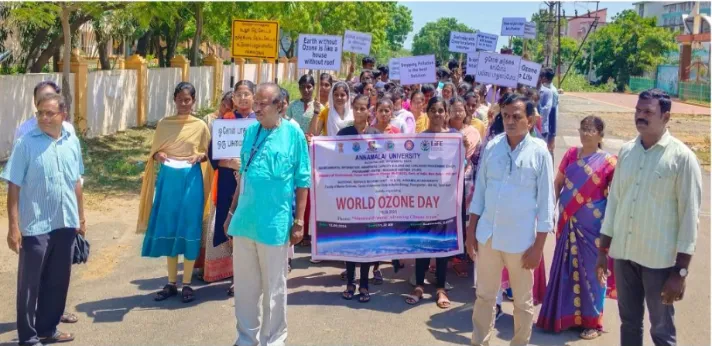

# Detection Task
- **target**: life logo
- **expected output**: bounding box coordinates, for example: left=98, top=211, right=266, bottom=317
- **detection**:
left=421, top=140, right=444, bottom=152
left=385, top=141, right=395, bottom=151
left=420, top=140, right=430, bottom=152
left=352, top=142, right=361, bottom=152
left=404, top=140, right=415, bottom=151
left=367, top=140, right=378, bottom=152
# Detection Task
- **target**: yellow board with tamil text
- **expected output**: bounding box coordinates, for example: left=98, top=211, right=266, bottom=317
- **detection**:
left=231, top=19, right=280, bottom=60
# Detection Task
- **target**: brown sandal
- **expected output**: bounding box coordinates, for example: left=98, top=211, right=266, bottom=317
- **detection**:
left=436, top=289, right=451, bottom=309
left=404, top=286, right=425, bottom=305
left=40, top=331, right=75, bottom=343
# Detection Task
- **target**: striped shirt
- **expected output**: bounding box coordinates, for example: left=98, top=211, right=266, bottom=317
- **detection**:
left=1, top=127, right=84, bottom=236
left=601, top=131, right=702, bottom=269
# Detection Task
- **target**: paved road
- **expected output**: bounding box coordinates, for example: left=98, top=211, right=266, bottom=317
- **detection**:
left=566, top=92, right=711, bottom=116
left=0, top=94, right=709, bottom=346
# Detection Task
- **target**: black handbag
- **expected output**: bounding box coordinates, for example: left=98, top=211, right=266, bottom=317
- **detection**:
left=72, top=234, right=90, bottom=265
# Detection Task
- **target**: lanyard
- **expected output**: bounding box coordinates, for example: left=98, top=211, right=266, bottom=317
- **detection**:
left=244, top=126, right=274, bottom=172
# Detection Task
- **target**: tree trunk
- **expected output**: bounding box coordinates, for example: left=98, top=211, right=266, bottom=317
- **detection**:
left=60, top=6, right=73, bottom=118
left=52, top=45, right=61, bottom=72
left=94, top=25, right=111, bottom=70
left=153, top=34, right=164, bottom=67
left=29, top=15, right=91, bottom=73
left=136, top=31, right=152, bottom=57
left=190, top=3, right=203, bottom=66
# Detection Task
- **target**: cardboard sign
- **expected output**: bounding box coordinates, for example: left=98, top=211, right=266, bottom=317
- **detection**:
left=231, top=19, right=279, bottom=59
left=343, top=30, right=372, bottom=55
left=501, top=17, right=527, bottom=37
left=399, top=55, right=436, bottom=85
left=475, top=52, right=522, bottom=88
left=524, top=22, right=537, bottom=40
left=211, top=119, right=257, bottom=159
left=466, top=52, right=479, bottom=77
left=449, top=31, right=479, bottom=54
left=475, top=32, right=499, bottom=52
left=389, top=58, right=401, bottom=80
left=518, top=60, right=541, bottom=87
left=298, top=34, right=343, bottom=71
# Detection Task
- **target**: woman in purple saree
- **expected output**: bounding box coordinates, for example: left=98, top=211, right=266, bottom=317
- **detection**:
left=537, top=116, right=617, bottom=340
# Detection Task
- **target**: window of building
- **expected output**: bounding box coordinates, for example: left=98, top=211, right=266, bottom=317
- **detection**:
left=639, top=6, right=644, bottom=17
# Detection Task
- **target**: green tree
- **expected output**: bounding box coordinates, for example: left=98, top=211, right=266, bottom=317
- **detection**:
left=384, top=4, right=413, bottom=52
left=575, top=10, right=678, bottom=90
left=411, top=18, right=475, bottom=62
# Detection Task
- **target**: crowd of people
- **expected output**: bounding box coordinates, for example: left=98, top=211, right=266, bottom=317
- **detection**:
left=3, top=50, right=702, bottom=346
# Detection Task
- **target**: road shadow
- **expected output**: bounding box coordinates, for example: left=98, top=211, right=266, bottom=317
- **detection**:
left=74, top=281, right=232, bottom=323
left=0, top=322, right=16, bottom=335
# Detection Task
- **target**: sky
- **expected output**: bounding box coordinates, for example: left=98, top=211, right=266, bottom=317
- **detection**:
left=400, top=1, right=635, bottom=51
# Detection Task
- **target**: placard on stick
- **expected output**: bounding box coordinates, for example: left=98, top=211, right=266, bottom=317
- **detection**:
left=475, top=32, right=499, bottom=52
left=231, top=19, right=279, bottom=59
left=298, top=34, right=343, bottom=71
left=211, top=119, right=257, bottom=159
left=466, top=52, right=480, bottom=77
left=449, top=31, right=478, bottom=54
left=475, top=52, right=522, bottom=88
left=343, top=30, right=372, bottom=55
left=518, top=60, right=541, bottom=87
left=501, top=17, right=526, bottom=37
left=398, top=55, right=436, bottom=85
left=524, top=22, right=537, bottom=40
left=389, top=58, right=401, bottom=80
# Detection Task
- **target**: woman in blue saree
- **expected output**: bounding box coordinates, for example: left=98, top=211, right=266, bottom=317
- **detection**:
left=536, top=116, right=617, bottom=340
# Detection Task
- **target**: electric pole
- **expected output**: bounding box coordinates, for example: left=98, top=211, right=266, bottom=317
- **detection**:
left=588, top=1, right=600, bottom=81
left=557, top=1, right=562, bottom=86
left=543, top=1, right=557, bottom=67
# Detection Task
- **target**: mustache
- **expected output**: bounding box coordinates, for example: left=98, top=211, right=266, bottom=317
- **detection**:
left=636, top=118, right=649, bottom=125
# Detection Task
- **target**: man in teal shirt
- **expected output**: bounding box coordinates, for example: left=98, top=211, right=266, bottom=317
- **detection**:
left=225, top=82, right=310, bottom=346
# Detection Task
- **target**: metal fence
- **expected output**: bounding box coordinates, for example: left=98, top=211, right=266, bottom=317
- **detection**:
left=678, top=81, right=711, bottom=103
left=629, top=77, right=655, bottom=93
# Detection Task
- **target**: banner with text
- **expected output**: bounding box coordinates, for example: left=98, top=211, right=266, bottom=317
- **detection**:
left=211, top=119, right=257, bottom=159
left=518, top=60, right=541, bottom=87
left=343, top=30, right=372, bottom=55
left=501, top=17, right=526, bottom=36
left=298, top=34, right=343, bottom=71
left=449, top=31, right=479, bottom=53
left=231, top=20, right=280, bottom=59
left=310, top=134, right=464, bottom=262
left=524, top=22, right=537, bottom=40
left=399, top=55, right=436, bottom=85
left=476, top=32, right=499, bottom=52
left=389, top=58, right=401, bottom=80
left=475, top=52, right=522, bottom=88
left=466, top=52, right=480, bottom=77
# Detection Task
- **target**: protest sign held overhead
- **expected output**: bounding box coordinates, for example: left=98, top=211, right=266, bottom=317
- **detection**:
left=501, top=17, right=526, bottom=36
left=231, top=19, right=279, bottom=59
left=298, top=34, right=343, bottom=71
left=448, top=31, right=478, bottom=54
left=211, top=119, right=257, bottom=159
left=389, top=58, right=401, bottom=80
left=475, top=32, right=498, bottom=52
left=343, top=30, right=372, bottom=55
left=310, top=133, right=464, bottom=262
left=524, top=22, right=537, bottom=40
left=399, top=55, right=436, bottom=85
left=518, top=60, right=541, bottom=87
left=476, top=52, right=522, bottom=88
left=466, top=52, right=479, bottom=77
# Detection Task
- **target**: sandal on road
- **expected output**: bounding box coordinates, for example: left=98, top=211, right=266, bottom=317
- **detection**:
left=342, top=284, right=356, bottom=300
left=60, top=312, right=78, bottom=324
left=436, top=289, right=451, bottom=309
left=358, top=288, right=371, bottom=303
left=40, top=331, right=74, bottom=344
left=404, top=286, right=425, bottom=305
left=372, top=269, right=384, bottom=285
left=182, top=286, right=195, bottom=303
left=154, top=283, right=178, bottom=301
left=580, top=329, right=601, bottom=340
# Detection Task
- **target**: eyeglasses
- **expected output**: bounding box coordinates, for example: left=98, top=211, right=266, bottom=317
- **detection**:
left=36, top=110, right=63, bottom=119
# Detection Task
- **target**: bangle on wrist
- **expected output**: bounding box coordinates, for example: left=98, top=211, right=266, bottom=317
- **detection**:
left=228, top=211, right=234, bottom=216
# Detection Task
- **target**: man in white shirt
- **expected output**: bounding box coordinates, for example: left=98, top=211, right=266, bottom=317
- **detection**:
left=466, top=94, right=555, bottom=346
left=15, top=81, right=76, bottom=142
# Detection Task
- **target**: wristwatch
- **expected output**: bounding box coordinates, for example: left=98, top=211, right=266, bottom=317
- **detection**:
left=675, top=266, right=688, bottom=278
left=293, top=219, right=304, bottom=227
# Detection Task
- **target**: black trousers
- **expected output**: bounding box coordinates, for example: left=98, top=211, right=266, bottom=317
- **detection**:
left=415, top=257, right=448, bottom=289
left=17, top=228, right=75, bottom=344
left=614, top=259, right=676, bottom=346
left=345, top=262, right=373, bottom=289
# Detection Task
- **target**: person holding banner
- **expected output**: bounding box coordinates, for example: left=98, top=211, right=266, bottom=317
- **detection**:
left=138, top=82, right=210, bottom=304
left=467, top=94, right=555, bottom=346
left=225, top=82, right=310, bottom=346
left=404, top=96, right=459, bottom=309
left=311, top=81, right=353, bottom=136
left=232, top=80, right=257, bottom=119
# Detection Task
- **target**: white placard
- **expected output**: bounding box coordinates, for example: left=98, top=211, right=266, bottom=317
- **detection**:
left=298, top=34, right=343, bottom=71
left=389, top=58, right=401, bottom=80
left=466, top=52, right=479, bottom=77
left=518, top=60, right=541, bottom=87
left=501, top=17, right=527, bottom=36
left=449, top=31, right=479, bottom=54
left=211, top=119, right=257, bottom=159
left=343, top=30, right=372, bottom=55
left=475, top=32, right=499, bottom=52
left=475, top=52, right=522, bottom=88
left=524, top=22, right=537, bottom=40
left=399, top=55, right=437, bottom=85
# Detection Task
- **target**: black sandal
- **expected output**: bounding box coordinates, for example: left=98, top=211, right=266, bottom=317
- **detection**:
left=342, top=284, right=356, bottom=300
left=358, top=288, right=371, bottom=303
left=182, top=286, right=195, bottom=303
left=154, top=283, right=178, bottom=301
